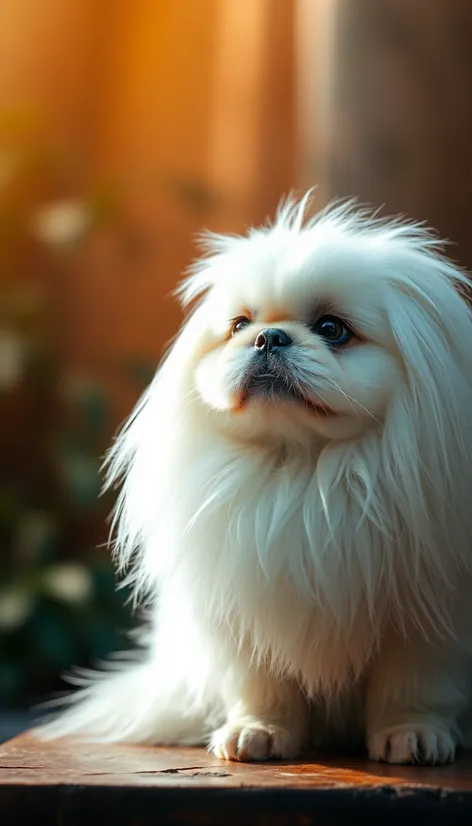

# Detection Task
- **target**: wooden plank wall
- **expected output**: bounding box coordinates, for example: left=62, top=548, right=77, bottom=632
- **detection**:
left=62, top=0, right=296, bottom=416
left=0, top=0, right=297, bottom=426
left=311, top=0, right=472, bottom=272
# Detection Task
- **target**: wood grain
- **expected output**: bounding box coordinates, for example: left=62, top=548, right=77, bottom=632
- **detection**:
left=1, top=734, right=472, bottom=824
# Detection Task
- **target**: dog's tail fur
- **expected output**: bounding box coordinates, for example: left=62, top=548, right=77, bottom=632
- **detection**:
left=35, top=629, right=222, bottom=746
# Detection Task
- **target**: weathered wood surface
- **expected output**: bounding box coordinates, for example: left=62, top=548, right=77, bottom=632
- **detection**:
left=1, top=734, right=472, bottom=824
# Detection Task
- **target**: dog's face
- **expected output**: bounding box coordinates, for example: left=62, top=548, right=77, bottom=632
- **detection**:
left=188, top=213, right=407, bottom=444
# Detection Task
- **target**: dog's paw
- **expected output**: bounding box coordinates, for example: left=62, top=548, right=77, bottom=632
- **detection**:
left=209, top=721, right=300, bottom=762
left=368, top=723, right=456, bottom=765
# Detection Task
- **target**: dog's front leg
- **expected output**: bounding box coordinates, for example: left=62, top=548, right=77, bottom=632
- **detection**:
left=366, top=633, right=470, bottom=765
left=209, top=664, right=309, bottom=762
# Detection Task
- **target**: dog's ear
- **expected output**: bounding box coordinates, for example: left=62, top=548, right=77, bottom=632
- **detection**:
left=101, top=299, right=208, bottom=598
left=378, top=247, right=472, bottom=594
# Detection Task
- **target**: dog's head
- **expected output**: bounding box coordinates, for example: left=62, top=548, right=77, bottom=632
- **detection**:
left=173, top=197, right=470, bottom=451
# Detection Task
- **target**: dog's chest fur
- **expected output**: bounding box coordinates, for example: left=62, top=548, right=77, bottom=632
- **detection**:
left=171, top=445, right=398, bottom=691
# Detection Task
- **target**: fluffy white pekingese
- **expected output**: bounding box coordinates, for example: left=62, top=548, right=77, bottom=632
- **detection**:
left=41, top=193, right=472, bottom=765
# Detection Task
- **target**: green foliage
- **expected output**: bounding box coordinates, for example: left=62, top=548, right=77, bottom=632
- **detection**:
left=0, top=369, right=139, bottom=707
left=0, top=310, right=155, bottom=707
left=0, top=555, right=135, bottom=707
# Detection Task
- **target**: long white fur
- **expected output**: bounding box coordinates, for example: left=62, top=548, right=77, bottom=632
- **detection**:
left=38, top=194, right=472, bottom=764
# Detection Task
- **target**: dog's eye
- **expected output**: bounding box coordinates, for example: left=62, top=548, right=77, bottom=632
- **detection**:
left=231, top=316, right=252, bottom=335
left=312, top=315, right=353, bottom=346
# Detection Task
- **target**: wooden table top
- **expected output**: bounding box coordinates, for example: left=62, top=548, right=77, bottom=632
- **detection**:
left=1, top=733, right=472, bottom=824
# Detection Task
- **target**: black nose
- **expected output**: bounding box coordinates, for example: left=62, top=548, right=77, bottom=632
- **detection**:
left=254, top=328, right=293, bottom=353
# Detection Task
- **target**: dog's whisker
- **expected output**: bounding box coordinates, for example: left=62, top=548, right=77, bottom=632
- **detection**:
left=326, top=379, right=381, bottom=425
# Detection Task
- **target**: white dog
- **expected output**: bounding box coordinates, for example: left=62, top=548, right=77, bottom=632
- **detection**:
left=41, top=193, right=472, bottom=765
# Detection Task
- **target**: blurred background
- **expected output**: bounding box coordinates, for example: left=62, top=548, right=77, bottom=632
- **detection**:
left=2, top=0, right=472, bottom=740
